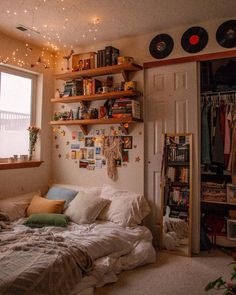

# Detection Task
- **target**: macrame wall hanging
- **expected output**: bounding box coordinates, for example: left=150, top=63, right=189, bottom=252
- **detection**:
left=103, top=136, right=123, bottom=180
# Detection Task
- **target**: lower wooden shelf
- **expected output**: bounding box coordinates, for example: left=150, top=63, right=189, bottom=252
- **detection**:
left=50, top=117, right=143, bottom=135
left=0, top=161, right=43, bottom=170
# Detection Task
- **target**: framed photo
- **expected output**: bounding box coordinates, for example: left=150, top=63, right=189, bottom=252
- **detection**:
left=95, top=147, right=101, bottom=155
left=122, top=150, right=129, bottom=162
left=85, top=137, right=94, bottom=147
left=123, top=136, right=132, bottom=149
left=72, top=52, right=96, bottom=71
left=115, top=158, right=122, bottom=167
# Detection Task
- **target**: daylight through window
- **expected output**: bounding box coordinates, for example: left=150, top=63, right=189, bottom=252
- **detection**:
left=0, top=66, right=35, bottom=159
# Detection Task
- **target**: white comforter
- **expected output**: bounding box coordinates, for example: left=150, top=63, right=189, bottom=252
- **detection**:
left=12, top=220, right=156, bottom=294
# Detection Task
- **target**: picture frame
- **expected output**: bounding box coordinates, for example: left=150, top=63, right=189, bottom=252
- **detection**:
left=85, top=137, right=94, bottom=147
left=72, top=52, right=97, bottom=71
left=123, top=136, right=132, bottom=149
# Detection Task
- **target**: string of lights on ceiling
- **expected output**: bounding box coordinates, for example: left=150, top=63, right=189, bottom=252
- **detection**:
left=1, top=0, right=101, bottom=69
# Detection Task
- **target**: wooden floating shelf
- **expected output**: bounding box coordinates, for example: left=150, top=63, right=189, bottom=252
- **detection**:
left=50, top=117, right=142, bottom=135
left=50, top=117, right=142, bottom=126
left=55, top=63, right=143, bottom=81
left=201, top=200, right=236, bottom=205
left=0, top=161, right=43, bottom=170
left=51, top=90, right=141, bottom=103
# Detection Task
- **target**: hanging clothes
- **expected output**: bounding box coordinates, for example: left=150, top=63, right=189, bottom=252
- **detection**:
left=230, top=106, right=236, bottom=184
left=212, top=106, right=225, bottom=165
left=201, top=103, right=211, bottom=165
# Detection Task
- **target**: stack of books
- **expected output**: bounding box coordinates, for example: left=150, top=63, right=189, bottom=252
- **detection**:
left=83, top=79, right=102, bottom=95
left=111, top=98, right=141, bottom=119
left=97, top=46, right=120, bottom=67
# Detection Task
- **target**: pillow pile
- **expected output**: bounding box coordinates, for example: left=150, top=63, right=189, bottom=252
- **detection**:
left=98, top=185, right=150, bottom=227
left=64, top=191, right=110, bottom=224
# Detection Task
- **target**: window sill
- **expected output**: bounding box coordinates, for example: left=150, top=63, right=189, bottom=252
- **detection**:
left=0, top=161, right=43, bottom=170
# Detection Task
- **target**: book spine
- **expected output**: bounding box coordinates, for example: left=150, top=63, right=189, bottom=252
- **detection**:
left=112, top=48, right=120, bottom=65
left=97, top=50, right=101, bottom=68
left=105, top=46, right=112, bottom=66
left=101, top=49, right=105, bottom=67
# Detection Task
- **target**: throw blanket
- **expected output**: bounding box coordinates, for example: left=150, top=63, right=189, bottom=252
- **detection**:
left=0, top=229, right=93, bottom=295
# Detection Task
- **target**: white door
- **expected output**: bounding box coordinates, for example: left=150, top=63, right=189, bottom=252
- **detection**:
left=144, top=62, right=200, bottom=254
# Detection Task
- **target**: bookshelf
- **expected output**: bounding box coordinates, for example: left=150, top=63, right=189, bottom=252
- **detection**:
left=52, top=63, right=143, bottom=135
left=161, top=133, right=193, bottom=257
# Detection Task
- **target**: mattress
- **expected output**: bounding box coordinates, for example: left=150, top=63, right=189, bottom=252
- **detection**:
left=1, top=219, right=156, bottom=294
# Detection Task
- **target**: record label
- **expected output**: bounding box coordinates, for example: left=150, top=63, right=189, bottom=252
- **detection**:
left=216, top=20, right=236, bottom=48
left=149, top=34, right=174, bottom=59
left=181, top=26, right=208, bottom=53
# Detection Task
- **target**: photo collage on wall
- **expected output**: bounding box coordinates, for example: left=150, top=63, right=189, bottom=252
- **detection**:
left=70, top=127, right=133, bottom=171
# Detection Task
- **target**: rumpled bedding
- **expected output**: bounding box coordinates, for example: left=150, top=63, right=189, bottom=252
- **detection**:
left=0, top=219, right=156, bottom=295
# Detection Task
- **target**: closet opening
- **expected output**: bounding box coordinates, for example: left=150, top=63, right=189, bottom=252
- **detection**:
left=200, top=57, right=236, bottom=250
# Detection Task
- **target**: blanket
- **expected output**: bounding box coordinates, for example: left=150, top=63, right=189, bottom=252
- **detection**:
left=0, top=229, right=93, bottom=295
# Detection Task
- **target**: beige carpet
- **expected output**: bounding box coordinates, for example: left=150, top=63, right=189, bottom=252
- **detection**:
left=94, top=249, right=233, bottom=295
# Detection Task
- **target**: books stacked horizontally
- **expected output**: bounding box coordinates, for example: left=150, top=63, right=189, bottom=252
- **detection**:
left=83, top=79, right=102, bottom=95
left=111, top=98, right=141, bottom=119
left=97, top=46, right=120, bottom=68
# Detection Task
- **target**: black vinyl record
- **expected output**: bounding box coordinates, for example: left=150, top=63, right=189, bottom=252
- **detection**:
left=149, top=34, right=174, bottom=59
left=216, top=20, right=236, bottom=48
left=181, top=26, right=208, bottom=53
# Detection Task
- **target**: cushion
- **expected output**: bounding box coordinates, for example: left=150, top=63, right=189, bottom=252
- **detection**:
left=27, top=195, right=65, bottom=216
left=65, top=191, right=110, bottom=224
left=24, top=213, right=68, bottom=228
left=46, top=186, right=78, bottom=207
left=52, top=183, right=102, bottom=196
left=0, top=191, right=39, bottom=221
left=98, top=185, right=150, bottom=227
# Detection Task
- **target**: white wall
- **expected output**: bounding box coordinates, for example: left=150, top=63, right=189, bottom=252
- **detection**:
left=0, top=32, right=54, bottom=198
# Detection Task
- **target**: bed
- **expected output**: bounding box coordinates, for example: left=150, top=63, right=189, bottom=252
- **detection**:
left=0, top=184, right=156, bottom=295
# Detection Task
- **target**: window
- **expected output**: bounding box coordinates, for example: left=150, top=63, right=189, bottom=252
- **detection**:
left=0, top=66, right=36, bottom=159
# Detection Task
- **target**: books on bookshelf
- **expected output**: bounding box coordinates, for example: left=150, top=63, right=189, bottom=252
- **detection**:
left=167, top=166, right=189, bottom=183
left=111, top=98, right=141, bottom=119
left=97, top=46, right=120, bottom=68
left=83, top=79, right=102, bottom=95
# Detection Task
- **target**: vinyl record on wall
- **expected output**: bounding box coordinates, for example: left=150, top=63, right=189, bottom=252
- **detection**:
left=216, top=20, right=236, bottom=48
left=181, top=26, right=208, bottom=53
left=149, top=34, right=174, bottom=59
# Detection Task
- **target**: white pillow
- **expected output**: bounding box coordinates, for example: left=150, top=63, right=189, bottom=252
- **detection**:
left=64, top=191, right=109, bottom=224
left=98, top=185, right=150, bottom=227
left=0, top=191, right=40, bottom=221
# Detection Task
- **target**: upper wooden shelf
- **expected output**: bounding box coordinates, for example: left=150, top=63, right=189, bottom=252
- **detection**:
left=51, top=90, right=141, bottom=103
left=54, top=63, right=143, bottom=81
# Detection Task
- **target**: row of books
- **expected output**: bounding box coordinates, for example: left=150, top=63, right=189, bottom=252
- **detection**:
left=169, top=186, right=189, bottom=208
left=111, top=98, right=141, bottom=119
left=167, top=167, right=189, bottom=183
left=167, top=145, right=189, bottom=162
left=97, top=46, right=120, bottom=68
left=63, top=79, right=102, bottom=97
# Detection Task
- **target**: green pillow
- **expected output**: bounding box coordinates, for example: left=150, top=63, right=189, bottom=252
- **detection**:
left=24, top=213, right=68, bottom=228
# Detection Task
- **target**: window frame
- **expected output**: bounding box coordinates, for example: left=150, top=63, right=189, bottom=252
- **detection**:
left=0, top=65, right=42, bottom=168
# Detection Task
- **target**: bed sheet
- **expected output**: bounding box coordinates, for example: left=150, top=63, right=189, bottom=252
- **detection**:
left=10, top=220, right=156, bottom=294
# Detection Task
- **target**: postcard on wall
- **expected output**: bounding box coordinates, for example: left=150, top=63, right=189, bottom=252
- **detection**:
left=72, top=131, right=77, bottom=140
left=87, top=148, right=95, bottom=159
left=78, top=131, right=84, bottom=141
left=115, top=158, right=122, bottom=167
left=123, top=136, right=132, bottom=149
left=122, top=150, right=129, bottom=162
left=85, top=137, right=94, bottom=147
left=71, top=150, right=76, bottom=159
left=79, top=160, right=88, bottom=168
left=95, top=158, right=103, bottom=169
left=71, top=143, right=80, bottom=149
left=79, top=148, right=87, bottom=159
left=95, top=147, right=101, bottom=155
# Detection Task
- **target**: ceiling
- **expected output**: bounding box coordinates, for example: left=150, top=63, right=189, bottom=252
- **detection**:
left=0, top=0, right=235, bottom=51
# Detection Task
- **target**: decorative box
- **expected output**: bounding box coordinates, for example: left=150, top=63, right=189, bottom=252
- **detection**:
left=227, top=184, right=236, bottom=204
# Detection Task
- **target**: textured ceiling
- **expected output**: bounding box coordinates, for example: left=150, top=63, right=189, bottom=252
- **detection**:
left=0, top=0, right=235, bottom=51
